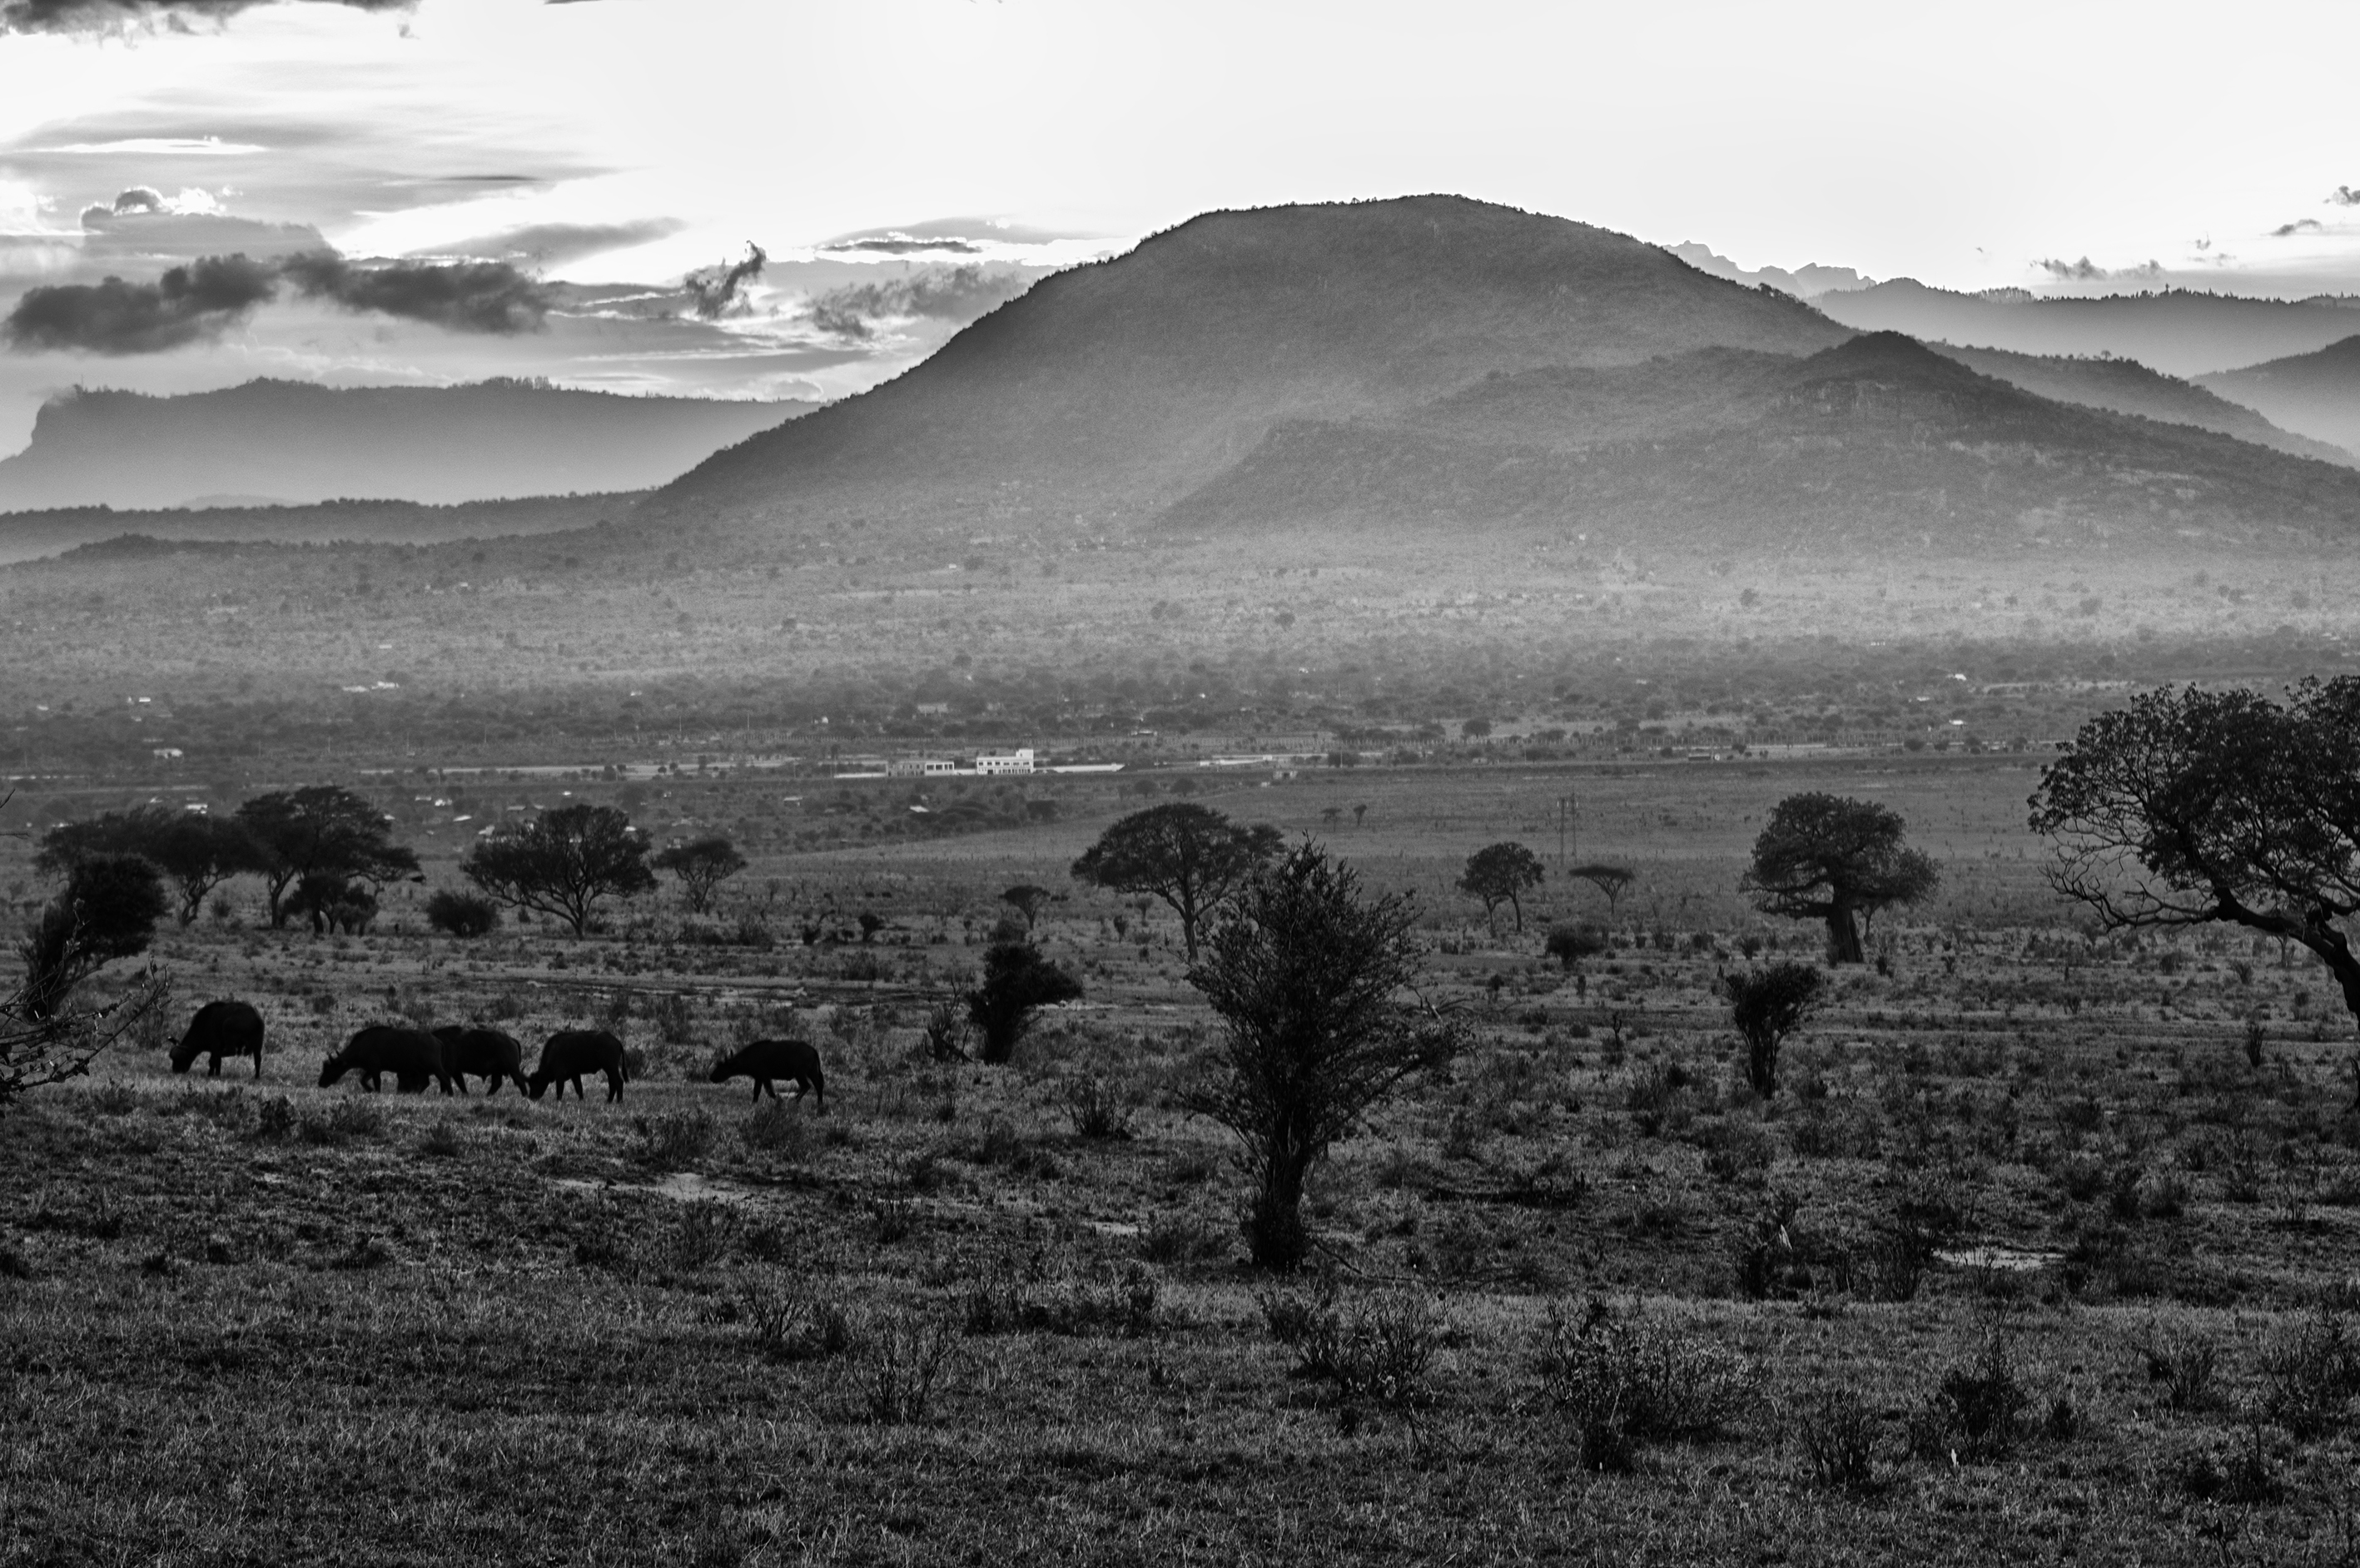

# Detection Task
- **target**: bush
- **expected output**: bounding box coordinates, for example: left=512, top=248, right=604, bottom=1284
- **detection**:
left=1540, top=1298, right=1761, bottom=1471
left=1911, top=1326, right=2031, bottom=1462
left=742, top=1099, right=808, bottom=1158
left=1544, top=923, right=1608, bottom=971
left=2259, top=1308, right=2360, bottom=1438
left=633, top=1110, right=714, bottom=1170
left=739, top=1271, right=853, bottom=1362
left=1259, top=1280, right=1443, bottom=1407
left=853, top=1307, right=963, bottom=1423
left=424, top=889, right=499, bottom=938
left=1061, top=1075, right=1135, bottom=1139
left=2135, top=1322, right=2219, bottom=1412
left=1789, top=1386, right=1880, bottom=1491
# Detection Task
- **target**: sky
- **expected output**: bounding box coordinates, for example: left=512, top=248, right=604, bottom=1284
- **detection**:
left=1, top=0, right=2358, bottom=449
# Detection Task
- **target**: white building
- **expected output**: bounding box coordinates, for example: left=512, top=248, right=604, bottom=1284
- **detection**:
left=975, top=747, right=1036, bottom=776
left=885, top=757, right=960, bottom=778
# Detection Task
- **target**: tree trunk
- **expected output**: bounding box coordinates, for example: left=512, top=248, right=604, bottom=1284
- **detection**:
left=1824, top=901, right=1864, bottom=965
left=1246, top=1144, right=1315, bottom=1271
left=1509, top=893, right=1523, bottom=934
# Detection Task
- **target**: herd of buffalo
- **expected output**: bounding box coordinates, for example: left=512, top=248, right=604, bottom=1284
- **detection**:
left=166, top=999, right=827, bottom=1110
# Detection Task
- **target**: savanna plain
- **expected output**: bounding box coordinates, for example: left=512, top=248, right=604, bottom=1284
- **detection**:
left=7, top=752, right=2359, bottom=1567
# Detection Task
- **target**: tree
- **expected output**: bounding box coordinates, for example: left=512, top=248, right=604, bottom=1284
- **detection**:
left=38, top=805, right=262, bottom=925
left=1459, top=841, right=1545, bottom=933
left=1726, top=962, right=1823, bottom=1097
left=19, top=855, right=169, bottom=1021
left=1001, top=884, right=1054, bottom=931
left=963, top=941, right=1084, bottom=1064
left=1740, top=793, right=1937, bottom=965
left=1545, top=921, right=1609, bottom=970
left=1182, top=844, right=1460, bottom=1270
left=234, top=786, right=420, bottom=929
left=462, top=803, right=655, bottom=936
left=0, top=952, right=166, bottom=1115
left=424, top=889, right=499, bottom=937
left=653, top=836, right=747, bottom=914
left=1071, top=802, right=1283, bottom=959
left=1568, top=862, right=1637, bottom=917
left=2030, top=679, right=2360, bottom=1079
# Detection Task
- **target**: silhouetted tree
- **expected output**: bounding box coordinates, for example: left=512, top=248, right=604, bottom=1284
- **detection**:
left=1726, top=962, right=1823, bottom=1097
left=19, top=854, right=168, bottom=1021
left=1545, top=921, right=1609, bottom=971
left=653, top=836, right=747, bottom=914
left=424, top=889, right=499, bottom=938
left=234, top=786, right=420, bottom=929
left=1182, top=844, right=1459, bottom=1270
left=1568, top=862, right=1637, bottom=916
left=1071, top=802, right=1283, bottom=959
left=1001, top=884, right=1054, bottom=931
left=1741, top=794, right=1936, bottom=964
left=964, top=941, right=1084, bottom=1064
left=1459, top=841, right=1545, bottom=933
left=463, top=803, right=654, bottom=936
left=37, top=804, right=262, bottom=925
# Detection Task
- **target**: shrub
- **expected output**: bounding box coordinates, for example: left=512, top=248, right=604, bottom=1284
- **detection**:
left=1061, top=1075, right=1135, bottom=1140
left=417, top=1119, right=465, bottom=1159
left=1912, top=1326, right=2031, bottom=1462
left=1259, top=1280, right=1443, bottom=1407
left=853, top=1307, right=963, bottom=1423
left=739, top=1271, right=854, bottom=1362
left=424, top=889, right=499, bottom=938
left=742, top=1099, right=808, bottom=1158
left=1136, top=1213, right=1230, bottom=1266
left=1544, top=922, right=1608, bottom=971
left=633, top=1110, right=715, bottom=1170
left=965, top=941, right=1084, bottom=1064
left=1789, top=1386, right=1880, bottom=1491
left=1540, top=1298, right=1761, bottom=1471
left=2259, top=1308, right=2360, bottom=1438
left=2135, top=1322, right=2219, bottom=1412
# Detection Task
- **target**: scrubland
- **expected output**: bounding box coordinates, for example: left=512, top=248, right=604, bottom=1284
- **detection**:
left=6, top=757, right=2360, bottom=1566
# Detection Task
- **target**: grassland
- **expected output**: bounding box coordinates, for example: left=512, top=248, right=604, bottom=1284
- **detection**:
left=7, top=756, right=2360, bottom=1565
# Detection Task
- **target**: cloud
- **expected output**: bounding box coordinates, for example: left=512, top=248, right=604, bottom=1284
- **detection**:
left=279, top=252, right=551, bottom=334
left=805, top=264, right=1035, bottom=340
left=2, top=251, right=276, bottom=352
left=2273, top=218, right=2328, bottom=237
left=34, top=137, right=265, bottom=156
left=79, top=185, right=224, bottom=224
left=2334, top=186, right=2360, bottom=208
left=825, top=235, right=981, bottom=256
left=2033, top=255, right=2164, bottom=282
left=0, top=0, right=407, bottom=32
left=425, top=217, right=682, bottom=266
left=683, top=242, right=764, bottom=319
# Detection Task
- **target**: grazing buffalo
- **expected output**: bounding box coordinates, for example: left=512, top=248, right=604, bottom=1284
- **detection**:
left=171, top=1000, right=266, bottom=1080
left=710, top=1038, right=826, bottom=1111
left=431, top=1025, right=530, bottom=1095
left=319, top=1025, right=455, bottom=1094
left=529, top=1030, right=629, bottom=1103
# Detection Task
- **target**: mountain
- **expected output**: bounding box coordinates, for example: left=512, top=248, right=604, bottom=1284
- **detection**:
left=0, top=380, right=812, bottom=513
left=1665, top=243, right=1874, bottom=299
left=1162, top=332, right=2360, bottom=555
left=1817, top=280, right=2360, bottom=379
left=2196, top=336, right=2360, bottom=460
left=0, top=493, right=624, bottom=566
left=653, top=196, right=1851, bottom=528
left=1928, top=344, right=2352, bottom=465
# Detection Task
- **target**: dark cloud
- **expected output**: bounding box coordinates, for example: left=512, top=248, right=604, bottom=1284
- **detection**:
left=2, top=252, right=276, bottom=353
left=2273, top=218, right=2327, bottom=237
left=2033, top=256, right=2163, bottom=282
left=279, top=253, right=551, bottom=334
left=825, top=236, right=982, bottom=256
left=805, top=265, right=1035, bottom=339
left=0, top=0, right=408, bottom=32
left=683, top=243, right=766, bottom=319
left=2334, top=186, right=2360, bottom=208
left=427, top=217, right=681, bottom=266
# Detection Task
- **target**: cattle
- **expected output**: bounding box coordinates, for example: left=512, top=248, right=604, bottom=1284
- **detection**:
left=709, top=1038, right=825, bottom=1111
left=528, top=1030, right=629, bottom=1103
left=170, top=1000, right=266, bottom=1080
left=431, top=1025, right=529, bottom=1095
left=319, top=1025, right=455, bottom=1094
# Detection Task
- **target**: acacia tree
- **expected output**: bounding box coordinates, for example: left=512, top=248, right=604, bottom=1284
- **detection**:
left=1568, top=862, right=1637, bottom=917
left=2031, top=679, right=2360, bottom=1084
left=1183, top=844, right=1460, bottom=1270
left=1071, top=802, right=1283, bottom=959
left=1001, top=884, right=1054, bottom=931
left=463, top=803, right=655, bottom=936
left=653, top=836, right=747, bottom=914
left=234, top=786, right=420, bottom=929
left=38, top=805, right=263, bottom=925
left=1459, top=841, right=1545, bottom=933
left=1727, top=962, right=1823, bottom=1098
left=1740, top=793, right=1937, bottom=964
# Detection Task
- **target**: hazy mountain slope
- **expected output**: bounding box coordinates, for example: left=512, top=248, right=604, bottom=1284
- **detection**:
left=0, top=494, right=626, bottom=566
left=654, top=196, right=1851, bottom=527
left=1930, top=344, right=2352, bottom=465
left=1817, top=281, right=2360, bottom=379
left=2196, top=336, right=2360, bottom=459
left=1164, top=333, right=2360, bottom=556
left=0, top=380, right=811, bottom=512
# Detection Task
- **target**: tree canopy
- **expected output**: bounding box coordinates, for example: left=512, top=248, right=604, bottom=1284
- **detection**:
left=1071, top=802, right=1283, bottom=959
left=1459, top=841, right=1545, bottom=932
left=1567, top=862, right=1637, bottom=914
left=463, top=803, right=655, bottom=936
left=652, top=836, right=747, bottom=915
left=38, top=803, right=262, bottom=925
left=1183, top=844, right=1459, bottom=1269
left=2030, top=678, right=2360, bottom=1046
left=964, top=940, right=1084, bottom=1064
left=233, top=786, right=420, bottom=929
left=1726, top=962, right=1823, bottom=1098
left=19, top=854, right=169, bottom=1021
left=1740, top=792, right=1937, bottom=964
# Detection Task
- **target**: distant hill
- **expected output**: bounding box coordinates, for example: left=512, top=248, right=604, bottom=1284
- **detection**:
left=2196, top=336, right=2360, bottom=461
left=654, top=196, right=1851, bottom=528
left=0, top=380, right=812, bottom=513
left=1817, top=281, right=2360, bottom=379
left=0, top=493, right=624, bottom=566
left=1930, top=344, right=2352, bottom=465
left=1162, top=332, right=2360, bottom=556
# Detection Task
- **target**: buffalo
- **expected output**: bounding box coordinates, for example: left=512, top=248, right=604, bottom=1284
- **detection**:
left=528, top=1030, right=629, bottom=1102
left=320, top=1025, right=455, bottom=1094
left=432, top=1025, right=530, bottom=1095
left=710, top=1038, right=825, bottom=1111
left=171, top=1000, right=266, bottom=1080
